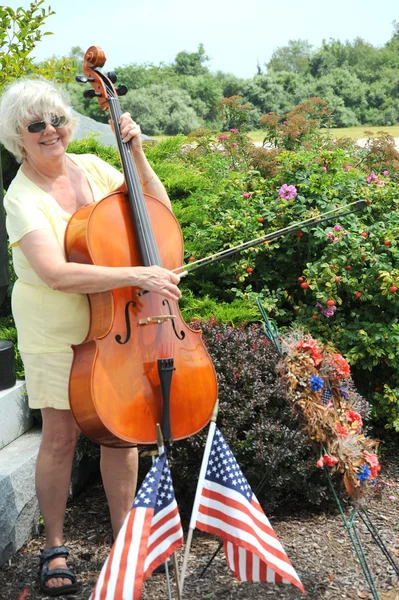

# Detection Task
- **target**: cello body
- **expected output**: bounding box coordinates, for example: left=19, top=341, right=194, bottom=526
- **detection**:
left=65, top=189, right=218, bottom=446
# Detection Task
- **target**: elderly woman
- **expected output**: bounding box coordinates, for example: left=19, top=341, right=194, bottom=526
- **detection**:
left=0, top=78, right=181, bottom=596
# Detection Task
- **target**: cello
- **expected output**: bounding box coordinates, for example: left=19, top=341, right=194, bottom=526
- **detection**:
left=65, top=46, right=218, bottom=447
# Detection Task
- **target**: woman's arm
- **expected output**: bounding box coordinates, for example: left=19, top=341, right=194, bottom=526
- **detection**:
left=19, top=228, right=181, bottom=300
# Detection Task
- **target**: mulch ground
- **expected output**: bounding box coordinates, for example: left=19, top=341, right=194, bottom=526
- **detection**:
left=1, top=452, right=399, bottom=600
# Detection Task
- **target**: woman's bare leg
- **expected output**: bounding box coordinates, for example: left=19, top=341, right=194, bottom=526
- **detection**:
left=36, top=408, right=80, bottom=589
left=100, top=446, right=138, bottom=537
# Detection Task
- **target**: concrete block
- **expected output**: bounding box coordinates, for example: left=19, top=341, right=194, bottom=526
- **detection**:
left=0, top=427, right=41, bottom=566
left=0, top=381, right=33, bottom=450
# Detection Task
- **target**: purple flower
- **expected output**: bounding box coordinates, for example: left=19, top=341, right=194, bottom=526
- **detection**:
left=316, top=302, right=337, bottom=318
left=279, top=184, right=297, bottom=200
left=383, top=170, right=390, bottom=176
left=242, top=192, right=250, bottom=198
left=230, top=128, right=239, bottom=133
left=334, top=225, right=342, bottom=231
left=366, top=172, right=378, bottom=184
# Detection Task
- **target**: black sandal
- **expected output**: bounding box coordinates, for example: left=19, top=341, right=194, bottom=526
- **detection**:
left=39, top=545, right=79, bottom=597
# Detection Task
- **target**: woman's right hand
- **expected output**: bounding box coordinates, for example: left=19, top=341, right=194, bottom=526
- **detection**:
left=135, top=265, right=182, bottom=300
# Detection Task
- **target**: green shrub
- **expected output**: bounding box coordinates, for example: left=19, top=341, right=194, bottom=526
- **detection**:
left=169, top=318, right=330, bottom=518
left=0, top=316, right=24, bottom=378
left=161, top=100, right=399, bottom=431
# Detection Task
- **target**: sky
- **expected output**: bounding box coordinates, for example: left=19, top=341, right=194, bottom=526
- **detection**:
left=6, top=0, right=399, bottom=78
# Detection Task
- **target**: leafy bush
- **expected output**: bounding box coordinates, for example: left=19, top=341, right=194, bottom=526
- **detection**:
left=0, top=316, right=24, bottom=378
left=169, top=319, right=329, bottom=518
left=159, top=99, right=399, bottom=431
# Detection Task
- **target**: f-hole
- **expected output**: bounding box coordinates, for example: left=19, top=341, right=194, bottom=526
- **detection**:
left=163, top=300, right=185, bottom=340
left=115, top=300, right=137, bottom=344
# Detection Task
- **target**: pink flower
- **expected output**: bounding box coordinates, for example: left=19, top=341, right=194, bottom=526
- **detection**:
left=316, top=457, right=325, bottom=468
left=345, top=165, right=353, bottom=171
left=283, top=120, right=288, bottom=125
left=231, top=143, right=238, bottom=147
left=242, top=192, right=250, bottom=198
left=389, top=495, right=396, bottom=501
left=279, top=184, right=297, bottom=200
left=321, top=166, right=327, bottom=172
left=366, top=172, right=378, bottom=184
left=217, top=149, right=224, bottom=153
left=383, top=170, right=389, bottom=176
left=334, top=225, right=342, bottom=231
left=218, top=134, right=228, bottom=141
left=230, top=128, right=239, bottom=133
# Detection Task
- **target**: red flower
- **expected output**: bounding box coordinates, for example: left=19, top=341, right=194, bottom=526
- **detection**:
left=296, top=338, right=323, bottom=366
left=363, top=451, right=379, bottom=468
left=336, top=423, right=349, bottom=438
left=316, top=454, right=339, bottom=468
left=362, top=452, right=381, bottom=479
left=325, top=455, right=339, bottom=466
left=346, top=410, right=363, bottom=429
left=330, top=353, right=350, bottom=379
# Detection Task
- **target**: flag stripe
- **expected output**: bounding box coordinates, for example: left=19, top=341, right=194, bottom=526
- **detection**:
left=201, top=483, right=280, bottom=543
left=199, top=492, right=290, bottom=563
left=198, top=501, right=291, bottom=565
left=194, top=427, right=305, bottom=595
left=91, top=454, right=184, bottom=600
left=197, top=513, right=302, bottom=588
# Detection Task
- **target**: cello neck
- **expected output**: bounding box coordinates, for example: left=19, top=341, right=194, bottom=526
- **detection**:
left=108, top=97, right=161, bottom=267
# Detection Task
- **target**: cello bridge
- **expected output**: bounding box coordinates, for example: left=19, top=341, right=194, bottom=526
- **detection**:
left=137, top=315, right=176, bottom=326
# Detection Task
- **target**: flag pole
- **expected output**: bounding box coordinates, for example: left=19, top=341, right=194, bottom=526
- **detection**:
left=179, top=400, right=219, bottom=595
left=156, top=425, right=182, bottom=600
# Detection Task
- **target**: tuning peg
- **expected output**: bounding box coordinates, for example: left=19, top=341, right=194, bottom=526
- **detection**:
left=83, top=89, right=101, bottom=100
left=116, top=84, right=128, bottom=96
left=107, top=71, right=117, bottom=83
left=75, top=75, right=88, bottom=83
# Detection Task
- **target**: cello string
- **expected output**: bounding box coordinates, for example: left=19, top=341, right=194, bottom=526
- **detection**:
left=107, top=84, right=174, bottom=355
left=108, top=90, right=160, bottom=266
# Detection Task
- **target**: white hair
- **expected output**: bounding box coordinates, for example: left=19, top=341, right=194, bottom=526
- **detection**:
left=0, top=77, right=78, bottom=162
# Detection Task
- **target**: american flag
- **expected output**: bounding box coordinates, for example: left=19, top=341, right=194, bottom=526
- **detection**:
left=195, top=427, right=305, bottom=594
left=90, top=453, right=183, bottom=600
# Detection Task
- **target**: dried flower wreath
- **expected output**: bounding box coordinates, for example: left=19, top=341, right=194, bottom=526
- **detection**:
left=277, top=330, right=380, bottom=500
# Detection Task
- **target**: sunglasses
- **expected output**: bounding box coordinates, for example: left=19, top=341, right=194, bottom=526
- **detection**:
left=26, top=115, right=67, bottom=134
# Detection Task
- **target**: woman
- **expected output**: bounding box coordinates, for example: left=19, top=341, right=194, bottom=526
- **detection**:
left=0, top=78, right=181, bottom=596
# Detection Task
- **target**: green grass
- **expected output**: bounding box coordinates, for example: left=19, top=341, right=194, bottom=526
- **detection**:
left=152, top=125, right=399, bottom=144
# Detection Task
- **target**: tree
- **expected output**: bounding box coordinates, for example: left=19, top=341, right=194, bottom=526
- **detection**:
left=173, top=43, right=209, bottom=76
left=267, top=40, right=313, bottom=74
left=119, top=85, right=201, bottom=135
left=0, top=1, right=75, bottom=311
left=0, top=1, right=75, bottom=88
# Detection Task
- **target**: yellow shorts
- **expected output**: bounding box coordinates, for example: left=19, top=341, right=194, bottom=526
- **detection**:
left=21, top=351, right=73, bottom=410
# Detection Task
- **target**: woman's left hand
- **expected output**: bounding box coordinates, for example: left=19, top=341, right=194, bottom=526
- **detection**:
left=112, top=113, right=143, bottom=152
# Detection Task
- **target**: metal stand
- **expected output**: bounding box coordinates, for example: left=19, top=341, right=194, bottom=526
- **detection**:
left=325, top=474, right=399, bottom=600
left=256, top=298, right=399, bottom=599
